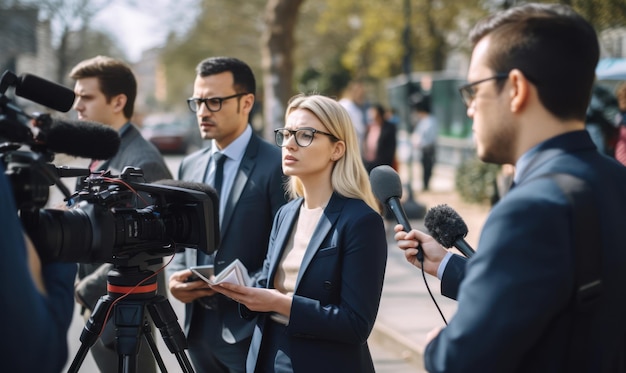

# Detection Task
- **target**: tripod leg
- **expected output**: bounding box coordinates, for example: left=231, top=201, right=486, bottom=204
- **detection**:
left=142, top=320, right=168, bottom=373
left=67, top=296, right=115, bottom=373
left=147, top=296, right=196, bottom=373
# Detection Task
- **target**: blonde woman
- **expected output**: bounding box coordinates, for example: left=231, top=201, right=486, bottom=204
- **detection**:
left=211, top=94, right=387, bottom=372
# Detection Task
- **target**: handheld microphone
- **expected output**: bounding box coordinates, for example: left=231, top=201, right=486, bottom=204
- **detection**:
left=369, top=165, right=423, bottom=260
left=14, top=73, right=76, bottom=113
left=38, top=119, right=121, bottom=159
left=424, top=204, right=475, bottom=258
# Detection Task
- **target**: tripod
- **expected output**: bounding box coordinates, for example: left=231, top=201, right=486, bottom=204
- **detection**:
left=68, top=262, right=195, bottom=373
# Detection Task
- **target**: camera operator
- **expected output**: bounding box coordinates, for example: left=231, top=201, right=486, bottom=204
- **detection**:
left=0, top=162, right=77, bottom=373
left=69, top=55, right=172, bottom=373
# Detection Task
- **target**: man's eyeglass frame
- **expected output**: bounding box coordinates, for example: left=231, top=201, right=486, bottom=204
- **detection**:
left=186, top=92, right=249, bottom=113
left=458, top=73, right=510, bottom=107
left=274, top=127, right=339, bottom=148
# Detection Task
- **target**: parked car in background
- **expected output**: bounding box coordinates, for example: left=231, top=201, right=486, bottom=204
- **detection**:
left=140, top=113, right=202, bottom=154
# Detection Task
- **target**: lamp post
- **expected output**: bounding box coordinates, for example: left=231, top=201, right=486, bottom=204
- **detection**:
left=400, top=0, right=426, bottom=219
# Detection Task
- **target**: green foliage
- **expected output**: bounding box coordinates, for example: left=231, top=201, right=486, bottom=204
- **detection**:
left=159, top=0, right=266, bottom=110
left=315, top=0, right=487, bottom=78
left=297, top=55, right=352, bottom=97
left=455, top=157, right=500, bottom=204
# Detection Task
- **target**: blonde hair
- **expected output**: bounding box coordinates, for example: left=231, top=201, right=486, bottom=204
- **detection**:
left=284, top=94, right=380, bottom=213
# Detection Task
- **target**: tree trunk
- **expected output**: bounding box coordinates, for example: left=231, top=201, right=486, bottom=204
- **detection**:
left=261, top=0, right=304, bottom=140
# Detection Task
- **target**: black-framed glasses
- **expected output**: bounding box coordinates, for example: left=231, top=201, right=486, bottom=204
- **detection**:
left=458, top=73, right=509, bottom=107
left=274, top=127, right=338, bottom=148
left=186, top=93, right=249, bottom=113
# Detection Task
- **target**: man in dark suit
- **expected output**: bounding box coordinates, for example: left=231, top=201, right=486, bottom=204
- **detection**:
left=166, top=57, right=286, bottom=373
left=395, top=4, right=626, bottom=372
left=70, top=55, right=173, bottom=373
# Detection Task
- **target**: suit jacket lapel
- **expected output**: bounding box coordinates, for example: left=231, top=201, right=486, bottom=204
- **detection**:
left=294, top=194, right=344, bottom=289
left=193, top=149, right=212, bottom=183
left=220, top=135, right=260, bottom=238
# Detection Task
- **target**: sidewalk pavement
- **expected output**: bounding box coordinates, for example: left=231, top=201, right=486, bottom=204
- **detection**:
left=368, top=163, right=491, bottom=371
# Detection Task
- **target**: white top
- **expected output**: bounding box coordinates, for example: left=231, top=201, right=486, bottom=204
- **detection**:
left=274, top=205, right=325, bottom=296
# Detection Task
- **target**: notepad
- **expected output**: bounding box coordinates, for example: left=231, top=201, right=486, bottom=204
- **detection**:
left=191, top=259, right=251, bottom=286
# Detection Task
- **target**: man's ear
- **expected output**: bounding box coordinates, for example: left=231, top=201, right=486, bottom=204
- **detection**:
left=509, top=69, right=530, bottom=113
left=241, top=93, right=255, bottom=115
left=112, top=94, right=127, bottom=114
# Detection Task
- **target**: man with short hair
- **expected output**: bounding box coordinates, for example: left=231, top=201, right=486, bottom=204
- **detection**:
left=70, top=55, right=172, bottom=373
left=166, top=56, right=286, bottom=373
left=395, top=4, right=626, bottom=372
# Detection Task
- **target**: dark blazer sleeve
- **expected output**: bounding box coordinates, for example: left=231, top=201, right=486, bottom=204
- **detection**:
left=440, top=254, right=467, bottom=300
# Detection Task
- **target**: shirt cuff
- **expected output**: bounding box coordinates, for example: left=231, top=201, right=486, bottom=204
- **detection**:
left=437, top=251, right=454, bottom=280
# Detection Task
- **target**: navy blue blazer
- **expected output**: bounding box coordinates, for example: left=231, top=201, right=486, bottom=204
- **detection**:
left=166, top=132, right=286, bottom=343
left=246, top=193, right=388, bottom=373
left=429, top=131, right=626, bottom=372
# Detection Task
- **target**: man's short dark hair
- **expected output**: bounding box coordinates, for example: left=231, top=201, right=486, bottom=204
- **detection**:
left=469, top=3, right=599, bottom=121
left=196, top=57, right=256, bottom=96
left=69, top=55, right=137, bottom=119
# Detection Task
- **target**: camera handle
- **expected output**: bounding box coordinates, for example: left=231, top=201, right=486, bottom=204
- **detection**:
left=67, top=266, right=195, bottom=373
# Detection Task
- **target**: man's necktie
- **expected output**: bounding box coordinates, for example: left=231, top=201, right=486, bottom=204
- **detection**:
left=212, top=152, right=226, bottom=197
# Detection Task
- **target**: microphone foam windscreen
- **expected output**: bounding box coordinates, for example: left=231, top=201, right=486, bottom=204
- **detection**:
left=369, top=165, right=403, bottom=203
left=424, top=204, right=469, bottom=248
left=15, top=74, right=76, bottom=113
left=45, top=119, right=120, bottom=159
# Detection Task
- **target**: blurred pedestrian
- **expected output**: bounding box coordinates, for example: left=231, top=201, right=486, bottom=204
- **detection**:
left=210, top=94, right=387, bottom=373
left=411, top=96, right=438, bottom=191
left=339, top=80, right=367, bottom=145
left=614, top=81, right=626, bottom=166
left=585, top=84, right=619, bottom=156
left=362, top=103, right=397, bottom=173
left=395, top=3, right=626, bottom=372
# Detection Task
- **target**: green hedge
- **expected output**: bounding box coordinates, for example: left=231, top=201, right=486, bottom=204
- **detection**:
left=455, top=157, right=500, bottom=204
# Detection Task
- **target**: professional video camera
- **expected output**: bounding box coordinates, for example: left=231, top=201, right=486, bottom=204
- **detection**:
left=22, top=167, right=220, bottom=264
left=0, top=70, right=219, bottom=265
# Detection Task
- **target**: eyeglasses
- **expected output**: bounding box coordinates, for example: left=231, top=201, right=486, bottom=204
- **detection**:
left=186, top=93, right=249, bottom=113
left=458, top=73, right=509, bottom=107
left=274, top=127, right=338, bottom=148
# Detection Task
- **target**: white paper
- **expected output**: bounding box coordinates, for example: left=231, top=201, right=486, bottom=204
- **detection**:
left=202, top=259, right=251, bottom=286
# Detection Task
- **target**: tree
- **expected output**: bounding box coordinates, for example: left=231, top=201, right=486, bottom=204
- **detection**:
left=17, top=0, right=112, bottom=83
left=261, top=0, right=305, bottom=135
left=316, top=0, right=486, bottom=79
left=160, top=0, right=266, bottom=112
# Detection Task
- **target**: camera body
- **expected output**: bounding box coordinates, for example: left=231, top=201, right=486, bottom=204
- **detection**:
left=20, top=167, right=219, bottom=264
